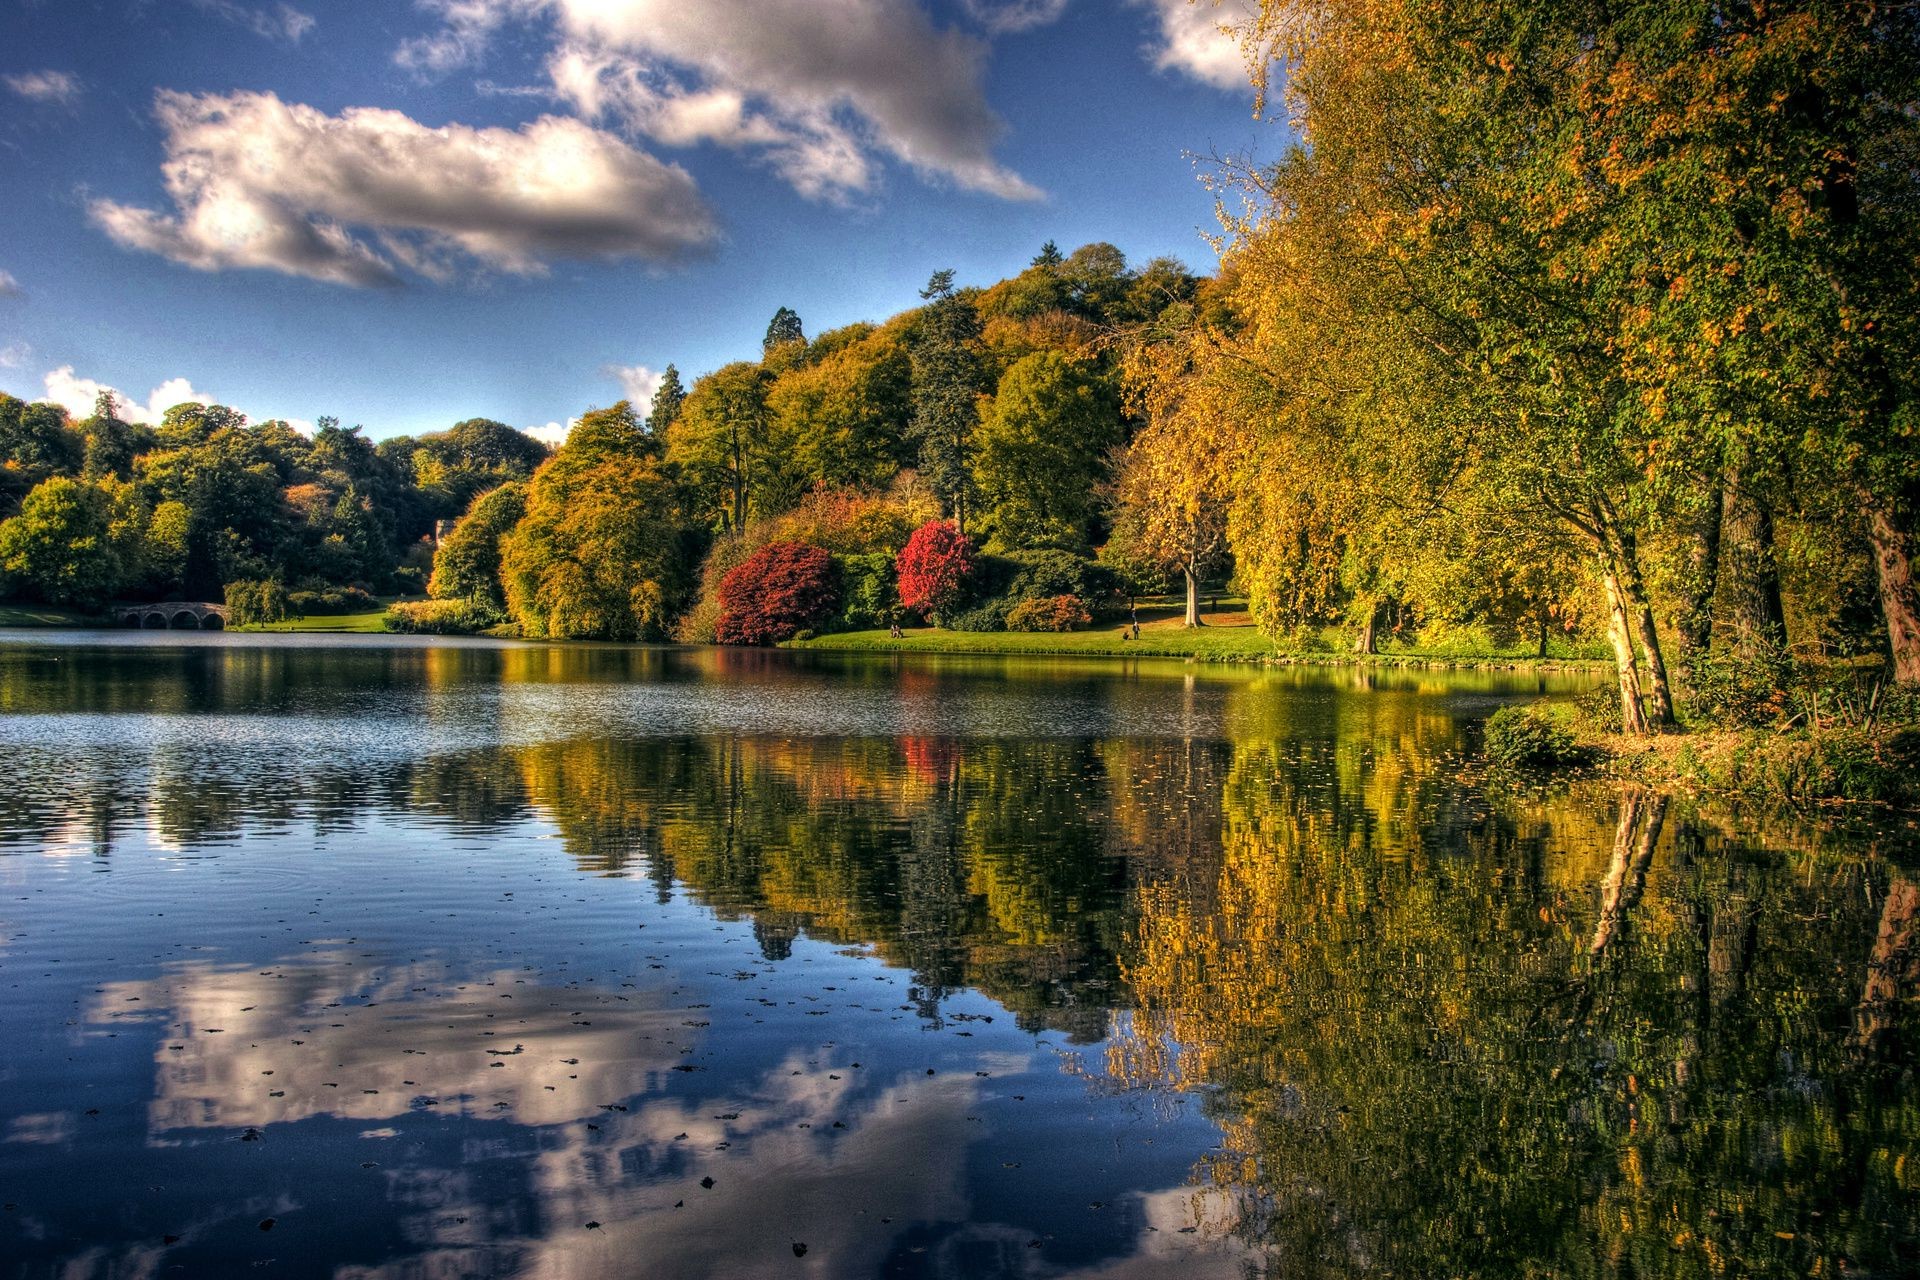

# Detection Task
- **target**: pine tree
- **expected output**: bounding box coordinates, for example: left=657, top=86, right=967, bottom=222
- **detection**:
left=908, top=271, right=984, bottom=535
left=646, top=364, right=686, bottom=435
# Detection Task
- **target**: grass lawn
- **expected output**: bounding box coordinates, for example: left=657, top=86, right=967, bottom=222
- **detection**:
left=788, top=620, right=1280, bottom=660
left=0, top=603, right=106, bottom=627
left=240, top=609, right=393, bottom=634
left=786, top=597, right=1611, bottom=666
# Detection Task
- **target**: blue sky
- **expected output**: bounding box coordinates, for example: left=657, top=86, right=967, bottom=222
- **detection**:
left=0, top=0, right=1279, bottom=441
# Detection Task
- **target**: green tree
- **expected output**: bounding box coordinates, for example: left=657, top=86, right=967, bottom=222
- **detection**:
left=766, top=326, right=912, bottom=491
left=645, top=364, right=687, bottom=436
left=908, top=270, right=986, bottom=535
left=429, top=480, right=528, bottom=611
left=669, top=362, right=803, bottom=530
left=0, top=396, right=82, bottom=510
left=0, top=476, right=126, bottom=607
left=763, top=306, right=806, bottom=353
left=974, top=352, right=1121, bottom=552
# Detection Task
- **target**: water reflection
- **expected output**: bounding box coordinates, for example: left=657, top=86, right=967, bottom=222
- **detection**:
left=0, top=634, right=1912, bottom=1279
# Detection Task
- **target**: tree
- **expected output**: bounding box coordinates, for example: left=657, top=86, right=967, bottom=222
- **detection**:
left=895, top=519, right=975, bottom=622
left=1114, top=321, right=1242, bottom=629
left=763, top=306, right=806, bottom=353
left=80, top=391, right=149, bottom=481
left=0, top=396, right=82, bottom=509
left=646, top=364, right=687, bottom=436
left=669, top=362, right=801, bottom=530
left=0, top=476, right=126, bottom=607
left=908, top=271, right=986, bottom=534
left=974, top=351, right=1121, bottom=553
left=714, top=540, right=839, bottom=644
left=501, top=401, right=693, bottom=640
left=430, top=481, right=528, bottom=611
left=765, top=327, right=912, bottom=491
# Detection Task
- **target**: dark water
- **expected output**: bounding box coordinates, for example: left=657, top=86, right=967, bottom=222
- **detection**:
left=0, top=633, right=1913, bottom=1279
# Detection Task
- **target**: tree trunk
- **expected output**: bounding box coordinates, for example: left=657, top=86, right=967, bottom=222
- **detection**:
left=1865, top=500, right=1920, bottom=684
left=1535, top=605, right=1549, bottom=659
left=1353, top=596, right=1381, bottom=654
left=1720, top=466, right=1788, bottom=652
left=1617, top=541, right=1675, bottom=728
left=1182, top=563, right=1203, bottom=628
left=1603, top=564, right=1652, bottom=736
left=1674, top=484, right=1724, bottom=662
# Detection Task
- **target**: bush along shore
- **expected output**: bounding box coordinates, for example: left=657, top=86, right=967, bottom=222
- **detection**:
left=1486, top=672, right=1920, bottom=809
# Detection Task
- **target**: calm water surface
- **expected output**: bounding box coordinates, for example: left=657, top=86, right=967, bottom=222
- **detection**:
left=0, top=633, right=1914, bottom=1279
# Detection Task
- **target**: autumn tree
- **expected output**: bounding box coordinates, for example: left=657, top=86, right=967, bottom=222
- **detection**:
left=429, top=480, right=528, bottom=611
left=895, top=519, right=975, bottom=622
left=765, top=325, right=913, bottom=491
left=714, top=540, right=839, bottom=644
left=501, top=402, right=692, bottom=640
left=669, top=362, right=802, bottom=531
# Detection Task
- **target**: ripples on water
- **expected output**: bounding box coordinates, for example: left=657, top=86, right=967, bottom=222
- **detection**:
left=0, top=632, right=1913, bottom=1279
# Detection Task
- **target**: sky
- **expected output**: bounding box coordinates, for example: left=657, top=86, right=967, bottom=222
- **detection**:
left=0, top=0, right=1280, bottom=443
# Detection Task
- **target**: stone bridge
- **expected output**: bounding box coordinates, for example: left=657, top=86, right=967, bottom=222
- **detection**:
left=114, top=601, right=229, bottom=630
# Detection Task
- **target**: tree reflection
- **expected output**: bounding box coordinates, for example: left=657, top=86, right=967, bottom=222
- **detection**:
left=1110, top=759, right=1919, bottom=1277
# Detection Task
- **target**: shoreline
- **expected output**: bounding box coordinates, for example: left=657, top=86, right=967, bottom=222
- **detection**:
left=0, top=612, right=1615, bottom=671
left=782, top=625, right=1611, bottom=670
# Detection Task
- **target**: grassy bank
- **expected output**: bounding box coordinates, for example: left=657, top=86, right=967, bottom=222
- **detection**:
left=238, top=609, right=393, bottom=634
left=0, top=603, right=105, bottom=628
left=787, top=618, right=1610, bottom=667
left=1595, top=723, right=1920, bottom=809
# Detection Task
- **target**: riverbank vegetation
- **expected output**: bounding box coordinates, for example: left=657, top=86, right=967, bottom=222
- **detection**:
left=4, top=0, right=1915, bottom=764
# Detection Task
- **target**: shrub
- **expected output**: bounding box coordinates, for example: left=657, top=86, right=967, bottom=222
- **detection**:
left=1570, top=685, right=1624, bottom=734
left=1483, top=703, right=1583, bottom=771
left=1683, top=645, right=1797, bottom=728
left=895, top=521, right=975, bottom=623
left=1005, top=549, right=1116, bottom=606
left=946, top=599, right=1013, bottom=632
left=1006, top=594, right=1093, bottom=632
left=287, top=586, right=378, bottom=616
left=836, top=552, right=898, bottom=630
left=385, top=598, right=499, bottom=635
left=715, top=541, right=839, bottom=645
left=225, top=578, right=290, bottom=626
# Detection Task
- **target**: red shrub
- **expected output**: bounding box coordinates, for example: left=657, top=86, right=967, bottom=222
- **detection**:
left=715, top=541, right=839, bottom=645
left=895, top=521, right=974, bottom=622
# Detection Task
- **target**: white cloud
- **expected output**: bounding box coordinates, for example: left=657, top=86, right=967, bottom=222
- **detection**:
left=523, top=418, right=575, bottom=445
left=604, top=363, right=664, bottom=415
left=402, top=0, right=1040, bottom=202
left=397, top=0, right=531, bottom=75
left=3, top=70, right=81, bottom=105
left=38, top=364, right=315, bottom=433
left=190, top=0, right=316, bottom=42
left=42, top=366, right=214, bottom=426
left=961, top=0, right=1069, bottom=35
left=91, top=90, right=718, bottom=287
left=0, top=342, right=30, bottom=369
left=1134, top=0, right=1257, bottom=91
left=0, top=269, right=21, bottom=297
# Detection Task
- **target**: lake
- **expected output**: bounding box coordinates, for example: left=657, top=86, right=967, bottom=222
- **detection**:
left=0, top=633, right=1913, bottom=1279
